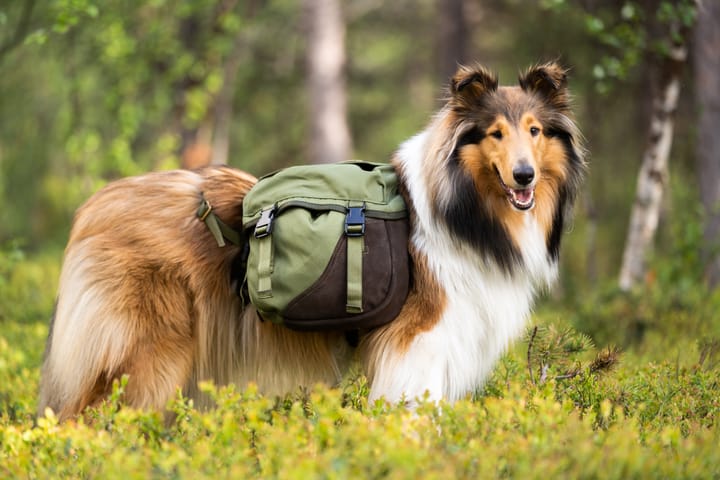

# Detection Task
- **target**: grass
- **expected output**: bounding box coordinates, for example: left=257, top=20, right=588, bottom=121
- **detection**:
left=1, top=252, right=719, bottom=479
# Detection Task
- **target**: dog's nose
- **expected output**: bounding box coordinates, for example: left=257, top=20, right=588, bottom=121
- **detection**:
left=513, top=163, right=535, bottom=186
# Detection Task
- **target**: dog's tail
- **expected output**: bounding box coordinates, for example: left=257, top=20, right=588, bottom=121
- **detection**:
left=38, top=167, right=256, bottom=421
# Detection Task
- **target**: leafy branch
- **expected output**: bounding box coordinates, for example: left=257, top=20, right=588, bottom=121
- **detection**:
left=541, top=0, right=698, bottom=93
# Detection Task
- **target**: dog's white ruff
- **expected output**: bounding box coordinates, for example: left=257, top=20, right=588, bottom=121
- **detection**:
left=368, top=132, right=558, bottom=404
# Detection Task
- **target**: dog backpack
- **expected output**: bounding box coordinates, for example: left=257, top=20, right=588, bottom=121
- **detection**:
left=239, top=161, right=410, bottom=331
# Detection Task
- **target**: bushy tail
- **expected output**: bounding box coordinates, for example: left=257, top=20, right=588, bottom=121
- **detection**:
left=37, top=167, right=256, bottom=421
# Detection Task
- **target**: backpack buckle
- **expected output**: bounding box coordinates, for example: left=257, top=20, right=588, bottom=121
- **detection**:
left=345, top=205, right=366, bottom=237
left=254, top=206, right=276, bottom=238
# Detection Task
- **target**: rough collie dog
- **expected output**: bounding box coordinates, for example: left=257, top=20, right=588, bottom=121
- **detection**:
left=39, top=62, right=584, bottom=421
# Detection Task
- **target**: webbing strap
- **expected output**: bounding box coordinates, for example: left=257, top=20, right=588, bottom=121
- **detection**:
left=256, top=234, right=274, bottom=298
left=345, top=203, right=366, bottom=313
left=205, top=211, right=227, bottom=247
left=197, top=197, right=241, bottom=247
left=346, top=235, right=364, bottom=313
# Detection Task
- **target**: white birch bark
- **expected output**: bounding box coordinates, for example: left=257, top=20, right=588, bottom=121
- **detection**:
left=618, top=45, right=687, bottom=291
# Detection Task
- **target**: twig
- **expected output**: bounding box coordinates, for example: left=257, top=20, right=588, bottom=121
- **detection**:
left=527, top=325, right=538, bottom=385
left=555, top=369, right=582, bottom=381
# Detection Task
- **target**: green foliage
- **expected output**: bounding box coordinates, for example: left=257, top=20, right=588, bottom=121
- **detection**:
left=0, top=0, right=253, bottom=245
left=542, top=0, right=697, bottom=94
left=0, top=254, right=719, bottom=478
left=0, top=0, right=709, bottom=298
left=525, top=324, right=596, bottom=381
left=562, top=180, right=720, bottom=351
left=0, top=244, right=58, bottom=324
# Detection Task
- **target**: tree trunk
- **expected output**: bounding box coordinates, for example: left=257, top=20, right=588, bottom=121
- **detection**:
left=436, top=0, right=468, bottom=82
left=618, top=43, right=687, bottom=291
left=0, top=0, right=36, bottom=64
left=694, top=1, right=720, bottom=287
left=211, top=33, right=245, bottom=166
left=304, top=0, right=352, bottom=164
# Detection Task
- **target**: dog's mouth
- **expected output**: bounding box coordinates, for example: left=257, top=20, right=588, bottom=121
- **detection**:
left=494, top=167, right=535, bottom=211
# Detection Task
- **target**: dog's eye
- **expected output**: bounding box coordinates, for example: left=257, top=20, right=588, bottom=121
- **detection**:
left=490, top=130, right=503, bottom=140
left=529, top=126, right=540, bottom=137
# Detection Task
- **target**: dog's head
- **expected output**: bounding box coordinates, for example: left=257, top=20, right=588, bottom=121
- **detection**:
left=446, top=62, right=585, bottom=216
left=420, top=62, right=586, bottom=270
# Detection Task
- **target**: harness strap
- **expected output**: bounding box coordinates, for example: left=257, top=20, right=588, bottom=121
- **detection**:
left=196, top=196, right=242, bottom=247
left=255, top=231, right=274, bottom=298
left=253, top=206, right=276, bottom=298
left=346, top=235, right=364, bottom=313
left=345, top=203, right=366, bottom=313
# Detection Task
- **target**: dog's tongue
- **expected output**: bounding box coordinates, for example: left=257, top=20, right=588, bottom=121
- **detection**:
left=513, top=189, right=533, bottom=204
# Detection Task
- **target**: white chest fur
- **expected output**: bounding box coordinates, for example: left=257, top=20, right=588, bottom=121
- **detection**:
left=368, top=133, right=557, bottom=404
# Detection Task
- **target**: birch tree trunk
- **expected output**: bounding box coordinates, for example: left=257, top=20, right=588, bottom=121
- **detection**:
left=694, top=1, right=720, bottom=287
left=618, top=43, right=687, bottom=291
left=304, top=0, right=352, bottom=164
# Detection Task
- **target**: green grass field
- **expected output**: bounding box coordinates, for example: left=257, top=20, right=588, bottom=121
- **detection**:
left=1, top=252, right=719, bottom=479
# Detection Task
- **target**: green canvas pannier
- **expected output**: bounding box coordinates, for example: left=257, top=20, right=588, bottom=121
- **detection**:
left=241, top=161, right=410, bottom=331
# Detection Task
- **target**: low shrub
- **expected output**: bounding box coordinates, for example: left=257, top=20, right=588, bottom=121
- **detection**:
left=0, top=253, right=718, bottom=479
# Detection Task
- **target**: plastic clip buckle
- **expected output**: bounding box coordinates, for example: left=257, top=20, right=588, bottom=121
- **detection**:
left=254, top=207, right=276, bottom=238
left=345, top=205, right=366, bottom=237
left=197, top=199, right=213, bottom=222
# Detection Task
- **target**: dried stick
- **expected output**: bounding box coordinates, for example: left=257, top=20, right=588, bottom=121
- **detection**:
left=527, top=326, right=538, bottom=385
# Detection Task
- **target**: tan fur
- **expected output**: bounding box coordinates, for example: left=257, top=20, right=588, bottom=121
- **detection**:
left=437, top=61, right=583, bottom=254
left=38, top=167, right=348, bottom=421
left=455, top=105, right=570, bottom=249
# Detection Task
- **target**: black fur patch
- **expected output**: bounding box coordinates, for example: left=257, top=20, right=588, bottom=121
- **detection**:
left=544, top=128, right=583, bottom=259
left=547, top=187, right=567, bottom=261
left=443, top=145, right=522, bottom=273
left=456, top=127, right=485, bottom=148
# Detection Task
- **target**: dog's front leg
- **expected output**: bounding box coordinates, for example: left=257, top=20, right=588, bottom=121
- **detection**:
left=364, top=331, right=449, bottom=407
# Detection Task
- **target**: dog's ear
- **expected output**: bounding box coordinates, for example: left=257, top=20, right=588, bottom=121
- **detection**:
left=450, top=64, right=498, bottom=108
left=519, top=62, right=570, bottom=112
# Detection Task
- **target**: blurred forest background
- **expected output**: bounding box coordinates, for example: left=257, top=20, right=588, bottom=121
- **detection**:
left=0, top=0, right=718, bottom=341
